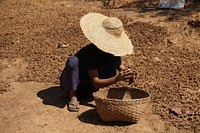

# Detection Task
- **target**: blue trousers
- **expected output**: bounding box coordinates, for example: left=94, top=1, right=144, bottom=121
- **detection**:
left=60, top=56, right=118, bottom=98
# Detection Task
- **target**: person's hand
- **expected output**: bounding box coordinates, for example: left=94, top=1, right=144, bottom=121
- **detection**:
left=117, top=68, right=133, bottom=83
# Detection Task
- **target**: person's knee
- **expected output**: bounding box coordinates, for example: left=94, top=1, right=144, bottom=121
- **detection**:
left=67, top=56, right=79, bottom=68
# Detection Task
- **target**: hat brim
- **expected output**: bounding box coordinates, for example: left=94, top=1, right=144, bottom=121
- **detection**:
left=80, top=13, right=133, bottom=56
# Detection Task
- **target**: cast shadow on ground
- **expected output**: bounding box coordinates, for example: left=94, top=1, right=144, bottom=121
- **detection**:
left=37, top=86, right=96, bottom=108
left=78, top=109, right=134, bottom=126
left=103, top=0, right=200, bottom=22
left=120, top=0, right=158, bottom=13
left=37, top=86, right=68, bottom=108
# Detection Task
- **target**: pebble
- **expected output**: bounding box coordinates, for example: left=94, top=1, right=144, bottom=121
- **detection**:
left=57, top=44, right=69, bottom=48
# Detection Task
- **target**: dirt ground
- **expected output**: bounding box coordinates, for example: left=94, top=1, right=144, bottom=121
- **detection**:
left=0, top=0, right=200, bottom=133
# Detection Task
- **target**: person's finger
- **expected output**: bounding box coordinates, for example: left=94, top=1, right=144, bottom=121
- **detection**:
left=123, top=75, right=132, bottom=80
left=123, top=71, right=132, bottom=76
left=122, top=68, right=132, bottom=73
left=123, top=70, right=133, bottom=75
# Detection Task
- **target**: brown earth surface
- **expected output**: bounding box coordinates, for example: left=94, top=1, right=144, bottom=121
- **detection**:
left=0, top=0, right=200, bottom=133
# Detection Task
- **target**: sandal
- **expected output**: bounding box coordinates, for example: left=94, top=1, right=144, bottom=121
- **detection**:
left=68, top=102, right=80, bottom=112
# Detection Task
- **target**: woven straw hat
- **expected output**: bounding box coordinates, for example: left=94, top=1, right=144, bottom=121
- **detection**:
left=80, top=12, right=133, bottom=56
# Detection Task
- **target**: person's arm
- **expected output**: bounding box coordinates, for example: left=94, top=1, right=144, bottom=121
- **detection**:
left=88, top=68, right=132, bottom=90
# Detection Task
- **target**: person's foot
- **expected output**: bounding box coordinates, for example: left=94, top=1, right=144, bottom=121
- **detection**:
left=68, top=91, right=80, bottom=112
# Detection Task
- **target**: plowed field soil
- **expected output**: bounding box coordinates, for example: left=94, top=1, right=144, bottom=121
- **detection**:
left=0, top=0, right=199, bottom=133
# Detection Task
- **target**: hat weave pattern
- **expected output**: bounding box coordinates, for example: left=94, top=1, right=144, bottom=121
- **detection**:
left=80, top=13, right=133, bottom=56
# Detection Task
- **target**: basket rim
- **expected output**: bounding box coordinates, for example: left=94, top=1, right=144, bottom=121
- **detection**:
left=93, top=87, right=151, bottom=102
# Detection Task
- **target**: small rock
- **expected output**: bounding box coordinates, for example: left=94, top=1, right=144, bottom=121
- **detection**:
left=185, top=110, right=195, bottom=116
left=170, top=107, right=183, bottom=115
left=170, top=57, right=175, bottom=61
left=153, top=57, right=161, bottom=62
left=57, top=44, right=69, bottom=48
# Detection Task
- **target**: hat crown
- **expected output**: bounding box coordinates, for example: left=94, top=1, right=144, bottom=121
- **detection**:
left=102, top=17, right=123, bottom=29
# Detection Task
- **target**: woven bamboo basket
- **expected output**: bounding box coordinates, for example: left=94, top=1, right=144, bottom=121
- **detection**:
left=93, top=87, right=150, bottom=123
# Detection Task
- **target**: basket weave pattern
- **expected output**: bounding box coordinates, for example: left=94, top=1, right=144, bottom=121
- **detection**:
left=93, top=87, right=150, bottom=123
